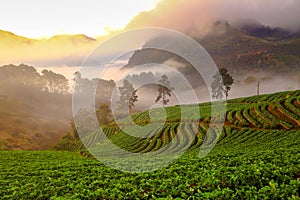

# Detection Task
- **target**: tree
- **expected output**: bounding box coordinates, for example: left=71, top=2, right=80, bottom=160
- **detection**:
left=73, top=71, right=94, bottom=96
left=73, top=71, right=116, bottom=106
left=41, top=69, right=69, bottom=94
left=211, top=68, right=234, bottom=100
left=94, top=78, right=115, bottom=106
left=52, top=133, right=77, bottom=151
left=96, top=104, right=112, bottom=126
left=155, top=74, right=173, bottom=107
left=117, top=80, right=138, bottom=114
left=0, top=64, right=42, bottom=91
left=70, top=119, right=79, bottom=139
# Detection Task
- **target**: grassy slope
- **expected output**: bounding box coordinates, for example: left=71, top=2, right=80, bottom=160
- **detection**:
left=0, top=90, right=299, bottom=199
left=78, top=90, right=300, bottom=152
left=0, top=94, right=71, bottom=150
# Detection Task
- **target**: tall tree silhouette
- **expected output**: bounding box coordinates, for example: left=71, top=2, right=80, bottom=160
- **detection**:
left=211, top=67, right=234, bottom=100
left=96, top=104, right=112, bottom=125
left=155, top=75, right=173, bottom=107
left=118, top=80, right=138, bottom=114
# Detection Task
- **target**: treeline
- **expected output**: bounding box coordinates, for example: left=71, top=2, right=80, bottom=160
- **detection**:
left=0, top=64, right=75, bottom=149
left=0, top=64, right=117, bottom=106
left=0, top=64, right=120, bottom=149
left=0, top=64, right=69, bottom=95
left=73, top=71, right=115, bottom=106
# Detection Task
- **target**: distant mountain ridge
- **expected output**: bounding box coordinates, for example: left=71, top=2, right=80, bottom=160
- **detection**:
left=1, top=20, right=300, bottom=72
left=124, top=21, right=300, bottom=74
left=0, top=30, right=95, bottom=39
left=0, top=30, right=101, bottom=66
left=0, top=30, right=96, bottom=45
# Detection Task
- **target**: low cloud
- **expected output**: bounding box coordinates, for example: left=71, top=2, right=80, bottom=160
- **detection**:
left=126, top=0, right=300, bottom=35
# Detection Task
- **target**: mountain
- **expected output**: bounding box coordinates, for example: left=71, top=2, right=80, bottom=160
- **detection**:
left=233, top=20, right=293, bottom=41
left=200, top=21, right=300, bottom=73
left=0, top=30, right=36, bottom=46
left=47, top=34, right=96, bottom=47
left=0, top=30, right=99, bottom=66
left=124, top=21, right=300, bottom=74
left=2, top=22, right=300, bottom=72
left=0, top=30, right=96, bottom=45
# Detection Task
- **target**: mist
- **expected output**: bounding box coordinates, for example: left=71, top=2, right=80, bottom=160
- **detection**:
left=0, top=64, right=73, bottom=149
left=230, top=71, right=300, bottom=99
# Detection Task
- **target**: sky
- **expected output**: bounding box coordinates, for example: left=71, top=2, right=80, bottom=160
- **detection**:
left=1, top=0, right=300, bottom=39
left=0, top=0, right=159, bottom=38
left=1, top=0, right=300, bottom=67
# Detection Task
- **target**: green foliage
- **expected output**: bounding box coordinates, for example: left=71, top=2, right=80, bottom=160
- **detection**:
left=1, top=90, right=300, bottom=199
left=70, top=119, right=79, bottom=139
left=52, top=133, right=78, bottom=151
left=0, top=129, right=299, bottom=199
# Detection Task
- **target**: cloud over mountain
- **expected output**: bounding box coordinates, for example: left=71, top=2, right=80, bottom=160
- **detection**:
left=126, top=0, right=300, bottom=34
left=1, top=0, right=300, bottom=67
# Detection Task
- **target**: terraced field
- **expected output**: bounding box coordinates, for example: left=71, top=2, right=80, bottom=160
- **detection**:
left=80, top=90, right=300, bottom=153
left=1, top=90, right=300, bottom=199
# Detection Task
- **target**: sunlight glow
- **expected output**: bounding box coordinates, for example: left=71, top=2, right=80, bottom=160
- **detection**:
left=0, top=0, right=158, bottom=38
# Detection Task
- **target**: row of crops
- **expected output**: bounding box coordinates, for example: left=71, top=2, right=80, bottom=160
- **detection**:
left=109, top=90, right=300, bottom=128
left=1, top=129, right=299, bottom=199
left=225, top=95, right=300, bottom=130
left=79, top=90, right=300, bottom=153
left=1, top=90, right=299, bottom=199
left=227, top=90, right=300, bottom=104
